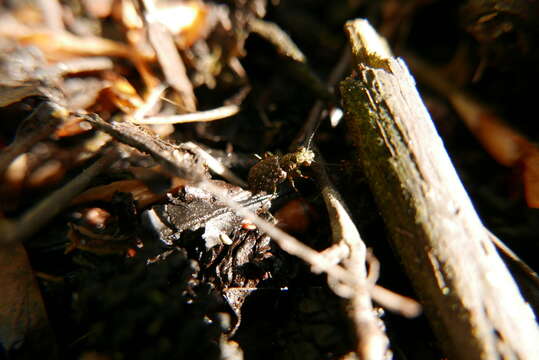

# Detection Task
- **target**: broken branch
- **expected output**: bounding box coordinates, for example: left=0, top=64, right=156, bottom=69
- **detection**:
left=341, top=18, right=539, bottom=360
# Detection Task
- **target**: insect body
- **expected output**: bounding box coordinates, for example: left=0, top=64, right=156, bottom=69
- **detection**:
left=248, top=146, right=315, bottom=193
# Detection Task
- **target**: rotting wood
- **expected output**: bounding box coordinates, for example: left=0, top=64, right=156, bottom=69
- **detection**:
left=340, top=19, right=539, bottom=360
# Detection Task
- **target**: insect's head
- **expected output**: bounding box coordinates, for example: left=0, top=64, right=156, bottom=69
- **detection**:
left=295, top=147, right=315, bottom=166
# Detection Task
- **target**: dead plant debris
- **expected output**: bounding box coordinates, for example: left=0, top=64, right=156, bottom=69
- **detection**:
left=1, top=1, right=539, bottom=360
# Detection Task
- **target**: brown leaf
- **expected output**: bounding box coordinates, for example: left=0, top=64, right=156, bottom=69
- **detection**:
left=147, top=20, right=197, bottom=112
left=144, top=181, right=273, bottom=248
left=102, top=72, right=144, bottom=114
left=71, top=178, right=187, bottom=209
left=17, top=32, right=131, bottom=60
left=407, top=56, right=539, bottom=208
left=451, top=94, right=539, bottom=208
left=519, top=148, right=539, bottom=208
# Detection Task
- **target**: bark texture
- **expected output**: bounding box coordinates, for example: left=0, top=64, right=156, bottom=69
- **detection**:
left=341, top=19, right=539, bottom=360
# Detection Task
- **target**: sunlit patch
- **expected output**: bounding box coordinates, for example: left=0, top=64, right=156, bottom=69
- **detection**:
left=152, top=2, right=206, bottom=37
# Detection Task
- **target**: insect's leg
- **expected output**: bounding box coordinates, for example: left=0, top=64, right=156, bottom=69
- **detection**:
left=300, top=170, right=309, bottom=179
left=294, top=169, right=309, bottom=179
left=288, top=176, right=298, bottom=191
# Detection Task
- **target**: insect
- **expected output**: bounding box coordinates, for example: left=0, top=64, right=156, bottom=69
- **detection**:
left=247, top=146, right=315, bottom=193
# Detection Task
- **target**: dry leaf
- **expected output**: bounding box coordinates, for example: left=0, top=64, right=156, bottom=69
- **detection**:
left=65, top=223, right=132, bottom=255
left=519, top=148, right=539, bottom=208
left=102, top=72, right=144, bottom=114
left=407, top=55, right=539, bottom=208
left=144, top=181, right=273, bottom=248
left=450, top=93, right=539, bottom=208
left=147, top=20, right=197, bottom=112
left=72, top=178, right=187, bottom=209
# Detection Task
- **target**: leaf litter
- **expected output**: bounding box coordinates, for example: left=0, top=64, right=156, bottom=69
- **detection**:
left=1, top=1, right=538, bottom=360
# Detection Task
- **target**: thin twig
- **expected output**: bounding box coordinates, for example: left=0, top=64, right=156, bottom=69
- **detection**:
left=248, top=18, right=306, bottom=62
left=182, top=142, right=247, bottom=188
left=290, top=46, right=351, bottom=150
left=246, top=16, right=332, bottom=102
left=312, top=150, right=390, bottom=360
left=370, top=284, right=422, bottom=318
left=132, top=84, right=167, bottom=121
left=83, top=114, right=206, bottom=181
left=131, top=105, right=239, bottom=124
left=199, top=180, right=359, bottom=288
left=44, top=57, right=114, bottom=78
left=313, top=179, right=422, bottom=319
left=319, top=242, right=350, bottom=267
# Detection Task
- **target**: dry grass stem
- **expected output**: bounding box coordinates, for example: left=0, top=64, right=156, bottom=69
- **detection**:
left=131, top=105, right=240, bottom=124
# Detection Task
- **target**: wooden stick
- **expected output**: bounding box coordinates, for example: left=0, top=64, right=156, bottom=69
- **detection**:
left=340, top=19, right=539, bottom=360
left=312, top=153, right=389, bottom=360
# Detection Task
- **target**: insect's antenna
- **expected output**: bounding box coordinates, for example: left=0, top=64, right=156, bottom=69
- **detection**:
left=290, top=47, right=351, bottom=152
left=299, top=107, right=324, bottom=150
left=304, top=118, right=321, bottom=149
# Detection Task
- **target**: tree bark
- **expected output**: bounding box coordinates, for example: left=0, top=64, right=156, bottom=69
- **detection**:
left=340, top=19, right=539, bottom=360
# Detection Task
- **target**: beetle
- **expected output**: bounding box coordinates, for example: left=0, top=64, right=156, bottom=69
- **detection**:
left=247, top=146, right=315, bottom=193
